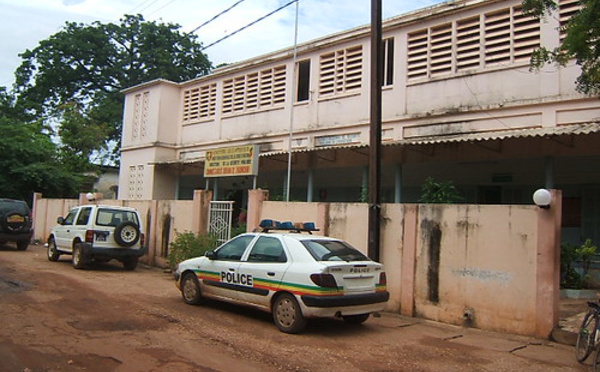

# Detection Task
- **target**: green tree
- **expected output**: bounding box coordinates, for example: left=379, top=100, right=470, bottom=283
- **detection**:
left=14, top=14, right=212, bottom=163
left=0, top=115, right=83, bottom=201
left=523, top=0, right=600, bottom=96
left=57, top=103, right=108, bottom=173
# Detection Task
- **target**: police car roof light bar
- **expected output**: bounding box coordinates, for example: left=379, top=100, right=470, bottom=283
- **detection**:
left=259, top=219, right=319, bottom=234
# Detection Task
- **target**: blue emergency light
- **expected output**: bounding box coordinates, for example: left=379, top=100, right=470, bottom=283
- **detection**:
left=259, top=219, right=319, bottom=233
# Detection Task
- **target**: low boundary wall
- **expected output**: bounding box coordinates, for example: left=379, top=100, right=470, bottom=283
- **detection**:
left=32, top=188, right=561, bottom=338
left=247, top=189, right=562, bottom=338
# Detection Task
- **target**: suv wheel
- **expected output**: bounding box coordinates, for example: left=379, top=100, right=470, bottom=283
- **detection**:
left=16, top=240, right=28, bottom=251
left=72, top=243, right=87, bottom=269
left=114, top=221, right=140, bottom=247
left=47, top=238, right=60, bottom=261
left=123, top=257, right=138, bottom=270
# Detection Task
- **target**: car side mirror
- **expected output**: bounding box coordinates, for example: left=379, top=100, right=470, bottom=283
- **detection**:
left=57, top=217, right=64, bottom=225
left=205, top=250, right=217, bottom=260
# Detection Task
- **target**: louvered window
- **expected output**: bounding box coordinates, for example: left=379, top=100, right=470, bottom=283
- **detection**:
left=430, top=23, right=453, bottom=76
left=221, top=65, right=287, bottom=115
left=559, top=0, right=581, bottom=42
left=407, top=29, right=428, bottom=79
left=319, top=45, right=363, bottom=97
left=182, top=83, right=216, bottom=123
left=485, top=9, right=511, bottom=64
left=456, top=16, right=481, bottom=71
left=512, top=6, right=541, bottom=62
left=406, top=5, right=540, bottom=80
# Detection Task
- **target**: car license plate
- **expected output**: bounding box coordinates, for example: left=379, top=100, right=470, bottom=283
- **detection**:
left=96, top=234, right=107, bottom=242
left=7, top=214, right=24, bottom=223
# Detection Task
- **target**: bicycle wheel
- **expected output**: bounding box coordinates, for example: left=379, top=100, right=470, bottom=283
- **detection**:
left=576, top=309, right=598, bottom=363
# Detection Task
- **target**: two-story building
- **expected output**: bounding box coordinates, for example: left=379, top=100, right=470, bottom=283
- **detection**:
left=119, top=0, right=600, bottom=245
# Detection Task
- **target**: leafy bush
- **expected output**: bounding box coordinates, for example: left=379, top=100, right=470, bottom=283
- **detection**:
left=231, top=223, right=247, bottom=238
left=168, top=231, right=218, bottom=268
left=419, top=177, right=462, bottom=204
left=561, top=239, right=598, bottom=289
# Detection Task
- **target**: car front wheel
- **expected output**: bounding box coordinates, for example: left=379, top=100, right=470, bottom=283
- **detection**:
left=47, top=238, right=60, bottom=261
left=181, top=272, right=204, bottom=305
left=272, top=293, right=306, bottom=334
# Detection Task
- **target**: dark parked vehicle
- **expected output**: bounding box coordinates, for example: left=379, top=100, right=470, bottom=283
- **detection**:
left=0, top=199, right=33, bottom=251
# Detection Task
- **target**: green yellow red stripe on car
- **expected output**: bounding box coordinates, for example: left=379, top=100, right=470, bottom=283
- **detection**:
left=193, top=269, right=349, bottom=296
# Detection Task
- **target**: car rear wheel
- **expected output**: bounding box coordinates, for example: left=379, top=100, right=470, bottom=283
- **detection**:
left=123, top=257, right=138, bottom=271
left=47, top=238, right=60, bottom=262
left=72, top=243, right=87, bottom=269
left=181, top=272, right=204, bottom=305
left=272, top=293, right=306, bottom=334
left=342, top=313, right=370, bottom=325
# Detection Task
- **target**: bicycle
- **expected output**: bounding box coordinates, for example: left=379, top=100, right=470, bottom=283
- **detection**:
left=576, top=301, right=600, bottom=364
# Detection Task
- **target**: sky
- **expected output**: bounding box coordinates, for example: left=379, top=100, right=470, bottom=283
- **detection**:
left=0, top=0, right=446, bottom=88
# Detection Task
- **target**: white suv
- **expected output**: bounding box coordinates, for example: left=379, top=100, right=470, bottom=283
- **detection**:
left=47, top=205, right=145, bottom=270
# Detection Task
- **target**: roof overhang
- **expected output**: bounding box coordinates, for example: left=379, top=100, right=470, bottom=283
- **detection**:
left=150, top=122, right=599, bottom=166
left=388, top=122, right=600, bottom=147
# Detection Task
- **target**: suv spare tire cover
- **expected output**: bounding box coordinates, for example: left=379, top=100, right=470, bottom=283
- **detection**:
left=0, top=210, right=26, bottom=232
left=0, top=199, right=30, bottom=232
left=113, top=221, right=141, bottom=247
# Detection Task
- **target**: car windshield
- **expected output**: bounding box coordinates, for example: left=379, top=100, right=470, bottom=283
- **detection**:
left=301, top=239, right=369, bottom=262
left=96, top=208, right=139, bottom=227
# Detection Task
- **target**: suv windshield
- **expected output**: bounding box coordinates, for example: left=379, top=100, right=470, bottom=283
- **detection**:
left=301, top=240, right=369, bottom=262
left=96, top=208, right=140, bottom=227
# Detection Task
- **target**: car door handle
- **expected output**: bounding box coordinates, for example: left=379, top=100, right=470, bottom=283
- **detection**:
left=267, top=272, right=275, bottom=276
left=228, top=268, right=236, bottom=272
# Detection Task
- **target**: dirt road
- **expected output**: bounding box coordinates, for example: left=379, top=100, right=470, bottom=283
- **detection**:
left=0, top=244, right=589, bottom=372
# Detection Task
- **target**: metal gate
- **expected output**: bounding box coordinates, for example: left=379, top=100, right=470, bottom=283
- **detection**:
left=208, top=201, right=234, bottom=245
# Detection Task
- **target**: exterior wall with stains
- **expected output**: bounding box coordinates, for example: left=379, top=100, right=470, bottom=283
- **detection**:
left=413, top=204, right=540, bottom=335
left=32, top=188, right=560, bottom=338
left=248, top=189, right=561, bottom=338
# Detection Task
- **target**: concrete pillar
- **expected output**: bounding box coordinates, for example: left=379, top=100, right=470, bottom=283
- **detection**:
left=395, top=164, right=403, bottom=203
left=192, top=189, right=212, bottom=234
left=535, top=189, right=562, bottom=338
left=247, top=189, right=269, bottom=232
left=400, top=204, right=418, bottom=317
left=307, top=169, right=314, bottom=202
left=545, top=157, right=554, bottom=189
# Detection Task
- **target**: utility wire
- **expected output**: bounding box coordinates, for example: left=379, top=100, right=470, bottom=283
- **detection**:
left=127, top=0, right=154, bottom=14
left=136, top=0, right=163, bottom=14
left=147, top=0, right=179, bottom=17
left=201, top=0, right=299, bottom=51
left=188, top=0, right=247, bottom=34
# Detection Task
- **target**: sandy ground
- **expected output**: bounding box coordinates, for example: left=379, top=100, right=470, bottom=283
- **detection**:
left=0, top=243, right=590, bottom=372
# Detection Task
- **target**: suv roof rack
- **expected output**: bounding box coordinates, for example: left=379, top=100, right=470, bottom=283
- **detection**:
left=259, top=219, right=319, bottom=234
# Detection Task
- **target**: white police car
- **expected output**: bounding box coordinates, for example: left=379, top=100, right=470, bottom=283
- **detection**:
left=174, top=220, right=389, bottom=333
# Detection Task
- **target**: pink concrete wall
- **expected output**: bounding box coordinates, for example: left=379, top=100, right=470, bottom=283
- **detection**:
left=248, top=194, right=561, bottom=338
left=33, top=189, right=561, bottom=338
